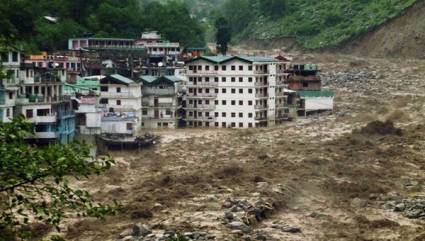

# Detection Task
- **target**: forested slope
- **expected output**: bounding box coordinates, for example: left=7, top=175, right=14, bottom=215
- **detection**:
left=0, top=0, right=205, bottom=51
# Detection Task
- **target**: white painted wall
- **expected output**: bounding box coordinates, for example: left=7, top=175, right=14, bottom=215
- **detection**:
left=304, top=97, right=334, bottom=111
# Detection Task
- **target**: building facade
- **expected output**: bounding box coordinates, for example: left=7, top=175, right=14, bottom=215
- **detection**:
left=99, top=74, right=142, bottom=134
left=185, top=56, right=294, bottom=128
left=140, top=75, right=184, bottom=129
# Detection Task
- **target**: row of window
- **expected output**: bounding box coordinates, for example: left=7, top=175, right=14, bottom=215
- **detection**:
left=189, top=76, right=267, bottom=83
left=188, top=111, right=256, bottom=118
left=188, top=64, right=272, bottom=72
left=0, top=52, right=19, bottom=63
left=188, top=121, right=256, bottom=128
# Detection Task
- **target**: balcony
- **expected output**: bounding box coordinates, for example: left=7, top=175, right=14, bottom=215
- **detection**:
left=185, top=104, right=215, bottom=110
left=255, top=93, right=268, bottom=99
left=143, top=116, right=176, bottom=120
left=255, top=105, right=267, bottom=110
left=34, top=131, right=58, bottom=139
left=254, top=70, right=267, bottom=75
left=255, top=82, right=268, bottom=87
left=254, top=116, right=267, bottom=121
left=186, top=116, right=216, bottom=122
left=100, top=92, right=136, bottom=98
left=186, top=82, right=218, bottom=88
left=186, top=70, right=218, bottom=76
left=142, top=103, right=175, bottom=108
left=187, top=93, right=217, bottom=99
left=28, top=115, right=57, bottom=123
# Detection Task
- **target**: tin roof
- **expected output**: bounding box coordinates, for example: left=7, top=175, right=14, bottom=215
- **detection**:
left=298, top=90, right=335, bottom=98
left=187, top=55, right=279, bottom=64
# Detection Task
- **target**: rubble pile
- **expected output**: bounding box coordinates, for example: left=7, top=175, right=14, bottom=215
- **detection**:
left=116, top=224, right=215, bottom=241
left=321, top=68, right=380, bottom=89
left=384, top=197, right=425, bottom=219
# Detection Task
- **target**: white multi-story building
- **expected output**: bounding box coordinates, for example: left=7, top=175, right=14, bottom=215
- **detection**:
left=99, top=74, right=142, bottom=134
left=140, top=75, right=184, bottom=129
left=185, top=56, right=293, bottom=128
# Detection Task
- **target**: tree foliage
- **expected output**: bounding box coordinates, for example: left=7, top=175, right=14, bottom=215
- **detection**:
left=0, top=117, right=117, bottom=240
left=0, top=0, right=206, bottom=51
left=215, top=17, right=231, bottom=55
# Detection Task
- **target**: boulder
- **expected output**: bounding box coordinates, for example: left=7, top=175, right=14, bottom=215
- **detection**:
left=227, top=221, right=252, bottom=233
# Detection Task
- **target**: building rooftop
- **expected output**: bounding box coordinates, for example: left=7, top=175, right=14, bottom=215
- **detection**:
left=188, top=55, right=280, bottom=64
left=298, top=90, right=335, bottom=98
left=101, top=74, right=136, bottom=85
left=140, top=75, right=182, bottom=85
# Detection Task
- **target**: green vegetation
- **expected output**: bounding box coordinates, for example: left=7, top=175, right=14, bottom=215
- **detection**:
left=0, top=117, right=117, bottom=240
left=215, top=17, right=231, bottom=55
left=202, top=0, right=419, bottom=49
left=0, top=0, right=205, bottom=51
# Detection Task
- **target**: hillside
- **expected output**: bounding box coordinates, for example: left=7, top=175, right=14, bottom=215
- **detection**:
left=344, top=0, right=425, bottom=58
left=204, top=0, right=420, bottom=51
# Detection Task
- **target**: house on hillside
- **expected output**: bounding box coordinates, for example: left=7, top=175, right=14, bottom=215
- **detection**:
left=0, top=49, right=22, bottom=122
left=139, top=75, right=185, bottom=129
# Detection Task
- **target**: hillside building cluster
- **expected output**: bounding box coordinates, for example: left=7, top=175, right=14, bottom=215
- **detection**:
left=0, top=32, right=334, bottom=145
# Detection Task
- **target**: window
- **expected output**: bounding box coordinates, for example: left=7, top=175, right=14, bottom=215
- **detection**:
left=116, top=100, right=121, bottom=105
left=222, top=123, right=226, bottom=128
left=222, top=88, right=226, bottom=94
left=239, top=123, right=243, bottom=128
left=303, top=82, right=308, bottom=87
left=231, top=113, right=236, bottom=117
left=206, top=88, right=210, bottom=93
left=249, top=113, right=253, bottom=118
left=198, top=100, right=202, bottom=104
left=6, top=109, right=10, bottom=117
left=100, top=98, right=108, bottom=104
left=248, top=77, right=253, bottom=82
left=127, top=123, right=133, bottom=131
left=248, top=101, right=253, bottom=106
left=231, top=66, right=236, bottom=71
left=8, top=93, right=13, bottom=100
left=12, top=52, right=18, bottom=62
left=26, top=109, right=33, bottom=118
left=231, top=88, right=236, bottom=94
left=248, top=65, right=253, bottom=71
left=239, top=66, right=243, bottom=71
left=198, top=65, right=202, bottom=70
left=215, top=122, right=219, bottom=127
left=239, top=77, right=243, bottom=82
left=231, top=77, right=235, bottom=82
left=116, top=87, right=121, bottom=93
left=206, top=100, right=210, bottom=104
left=231, top=100, right=236, bottom=105
left=101, top=86, right=108, bottom=92
left=206, top=66, right=210, bottom=71
left=189, top=66, right=194, bottom=70
left=222, top=66, right=226, bottom=71
left=222, top=100, right=226, bottom=105
left=239, top=100, right=243, bottom=105
left=248, top=89, right=253, bottom=94
left=231, top=122, right=236, bottom=127
left=215, top=100, right=219, bottom=105
left=239, top=89, right=243, bottom=94
left=166, top=109, right=172, bottom=115
left=214, top=77, right=219, bottom=82
left=215, top=89, right=219, bottom=94
left=239, top=113, right=243, bottom=118
left=189, top=100, right=193, bottom=104
left=215, top=112, right=219, bottom=117
left=222, top=77, right=226, bottom=82
left=214, top=65, right=219, bottom=71
left=142, top=110, right=148, bottom=115
left=248, top=123, right=253, bottom=128
left=205, top=112, right=210, bottom=117
left=222, top=112, right=226, bottom=117
left=198, top=88, right=203, bottom=93
left=205, top=77, right=210, bottom=82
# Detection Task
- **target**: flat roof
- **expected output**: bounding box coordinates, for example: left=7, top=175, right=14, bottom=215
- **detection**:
left=298, top=90, right=335, bottom=98
left=187, top=55, right=280, bottom=64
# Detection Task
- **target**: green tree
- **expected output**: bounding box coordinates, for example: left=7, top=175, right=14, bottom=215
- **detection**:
left=258, top=0, right=287, bottom=18
left=0, top=117, right=117, bottom=240
left=215, top=17, right=231, bottom=55
left=222, top=0, right=255, bottom=35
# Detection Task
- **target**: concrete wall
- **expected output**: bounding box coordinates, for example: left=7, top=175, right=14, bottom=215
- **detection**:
left=304, top=97, right=334, bottom=111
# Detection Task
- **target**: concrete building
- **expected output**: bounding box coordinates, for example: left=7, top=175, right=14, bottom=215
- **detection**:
left=73, top=95, right=102, bottom=135
left=140, top=75, right=184, bottom=129
left=285, top=63, right=334, bottom=116
left=185, top=56, right=294, bottom=128
left=135, top=31, right=181, bottom=61
left=99, top=74, right=142, bottom=134
left=15, top=63, right=75, bottom=144
left=0, top=50, right=22, bottom=122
